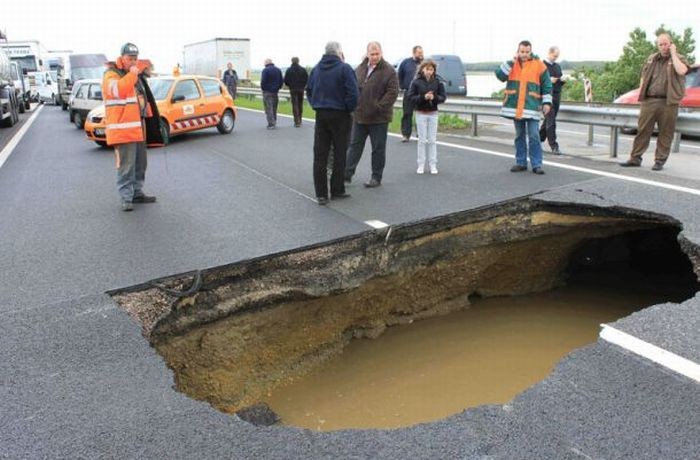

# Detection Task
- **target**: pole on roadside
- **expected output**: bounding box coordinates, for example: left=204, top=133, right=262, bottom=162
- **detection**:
left=584, top=78, right=594, bottom=146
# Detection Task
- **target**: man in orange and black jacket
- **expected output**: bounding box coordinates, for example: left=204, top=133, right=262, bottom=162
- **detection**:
left=103, top=43, right=163, bottom=212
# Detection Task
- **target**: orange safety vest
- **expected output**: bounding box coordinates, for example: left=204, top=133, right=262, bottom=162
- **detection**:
left=103, top=58, right=146, bottom=146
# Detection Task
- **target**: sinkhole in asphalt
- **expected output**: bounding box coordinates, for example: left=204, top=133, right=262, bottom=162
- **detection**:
left=112, top=200, right=699, bottom=431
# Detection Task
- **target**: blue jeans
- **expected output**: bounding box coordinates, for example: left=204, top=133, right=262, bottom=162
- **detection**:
left=513, top=119, right=543, bottom=169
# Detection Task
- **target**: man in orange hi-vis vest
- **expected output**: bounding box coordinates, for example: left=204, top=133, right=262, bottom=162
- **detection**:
left=103, top=43, right=163, bottom=211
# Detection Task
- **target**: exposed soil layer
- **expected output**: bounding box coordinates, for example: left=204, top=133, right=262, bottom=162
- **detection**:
left=112, top=199, right=699, bottom=415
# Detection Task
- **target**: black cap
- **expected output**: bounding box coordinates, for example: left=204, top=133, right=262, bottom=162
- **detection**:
left=120, top=43, right=139, bottom=56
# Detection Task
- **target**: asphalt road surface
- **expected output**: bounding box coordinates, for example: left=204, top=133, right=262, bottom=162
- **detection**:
left=1, top=105, right=698, bottom=459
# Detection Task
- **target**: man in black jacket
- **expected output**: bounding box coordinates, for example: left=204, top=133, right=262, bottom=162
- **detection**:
left=284, top=57, right=309, bottom=127
left=539, top=46, right=565, bottom=154
left=397, top=45, right=423, bottom=141
left=307, top=41, right=359, bottom=205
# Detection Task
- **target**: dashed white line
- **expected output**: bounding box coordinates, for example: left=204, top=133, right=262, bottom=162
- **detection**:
left=364, top=220, right=389, bottom=229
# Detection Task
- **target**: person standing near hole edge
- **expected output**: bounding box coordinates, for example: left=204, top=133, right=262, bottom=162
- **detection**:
left=103, top=43, right=163, bottom=212
left=495, top=40, right=552, bottom=175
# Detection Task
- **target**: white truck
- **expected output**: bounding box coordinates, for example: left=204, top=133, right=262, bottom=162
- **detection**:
left=182, top=38, right=251, bottom=80
left=0, top=40, right=49, bottom=75
left=1, top=48, right=22, bottom=127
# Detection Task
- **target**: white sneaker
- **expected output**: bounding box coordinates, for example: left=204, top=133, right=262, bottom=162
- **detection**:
left=417, top=166, right=425, bottom=174
left=430, top=166, right=438, bottom=174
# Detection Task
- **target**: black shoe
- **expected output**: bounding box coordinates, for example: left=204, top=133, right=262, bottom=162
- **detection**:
left=619, top=160, right=641, bottom=167
left=133, top=194, right=156, bottom=203
left=267, top=125, right=275, bottom=130
left=364, top=179, right=381, bottom=188
left=651, top=162, right=664, bottom=171
left=401, top=136, right=410, bottom=143
left=551, top=147, right=562, bottom=155
left=510, top=165, right=527, bottom=172
left=317, top=197, right=329, bottom=205
left=532, top=167, right=545, bottom=175
left=331, top=192, right=351, bottom=200
left=121, top=201, right=133, bottom=212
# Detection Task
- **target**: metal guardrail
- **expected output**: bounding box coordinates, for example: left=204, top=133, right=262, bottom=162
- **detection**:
left=237, top=87, right=700, bottom=157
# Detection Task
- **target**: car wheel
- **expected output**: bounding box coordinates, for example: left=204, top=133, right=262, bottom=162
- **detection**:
left=19, top=100, right=25, bottom=114
left=159, top=118, right=170, bottom=145
left=95, top=141, right=107, bottom=147
left=217, top=109, right=235, bottom=134
left=74, top=112, right=85, bottom=129
left=25, top=99, right=31, bottom=110
left=61, top=101, right=68, bottom=111
left=69, top=110, right=74, bottom=122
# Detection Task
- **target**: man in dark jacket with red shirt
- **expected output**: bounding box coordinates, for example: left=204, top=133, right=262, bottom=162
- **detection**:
left=307, top=41, right=359, bottom=205
left=344, top=41, right=399, bottom=188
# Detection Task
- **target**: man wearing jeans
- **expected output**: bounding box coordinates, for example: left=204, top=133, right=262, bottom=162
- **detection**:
left=345, top=41, right=399, bottom=188
left=260, top=58, right=283, bottom=129
left=495, top=40, right=552, bottom=174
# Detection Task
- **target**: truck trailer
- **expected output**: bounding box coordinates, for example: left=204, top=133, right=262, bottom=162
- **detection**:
left=182, top=38, right=251, bottom=80
left=1, top=48, right=22, bottom=127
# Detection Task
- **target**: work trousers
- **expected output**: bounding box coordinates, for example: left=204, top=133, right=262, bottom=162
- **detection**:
left=539, top=96, right=560, bottom=150
left=263, top=91, right=279, bottom=127
left=115, top=140, right=147, bottom=203
left=290, top=89, right=305, bottom=126
left=313, top=109, right=352, bottom=199
left=401, top=91, right=414, bottom=138
left=345, top=122, right=389, bottom=182
left=629, top=98, right=679, bottom=165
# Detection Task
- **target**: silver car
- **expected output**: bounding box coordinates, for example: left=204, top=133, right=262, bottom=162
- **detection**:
left=68, top=78, right=102, bottom=129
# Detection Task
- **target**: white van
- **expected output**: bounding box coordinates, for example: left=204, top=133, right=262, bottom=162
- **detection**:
left=28, top=71, right=59, bottom=104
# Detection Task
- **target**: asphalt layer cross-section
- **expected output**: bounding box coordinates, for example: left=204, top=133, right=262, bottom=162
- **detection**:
left=1, top=107, right=698, bottom=458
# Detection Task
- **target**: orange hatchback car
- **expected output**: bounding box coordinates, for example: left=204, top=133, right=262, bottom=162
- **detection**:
left=85, top=75, right=237, bottom=147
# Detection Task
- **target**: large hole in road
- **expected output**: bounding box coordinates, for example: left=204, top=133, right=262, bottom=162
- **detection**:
left=112, top=199, right=699, bottom=431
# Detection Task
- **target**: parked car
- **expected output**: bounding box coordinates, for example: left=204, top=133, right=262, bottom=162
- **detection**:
left=84, top=74, right=237, bottom=147
left=614, top=66, right=700, bottom=133
left=68, top=78, right=102, bottom=129
left=429, top=54, right=467, bottom=96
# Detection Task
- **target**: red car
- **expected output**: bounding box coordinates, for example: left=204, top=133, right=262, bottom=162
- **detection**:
left=614, top=66, right=700, bottom=107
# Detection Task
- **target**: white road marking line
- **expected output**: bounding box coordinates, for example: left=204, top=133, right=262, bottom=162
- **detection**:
left=600, top=324, right=700, bottom=383
left=364, top=220, right=389, bottom=229
left=0, top=105, right=44, bottom=170
left=430, top=138, right=700, bottom=197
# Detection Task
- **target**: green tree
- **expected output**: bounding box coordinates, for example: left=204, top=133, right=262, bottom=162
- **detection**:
left=562, top=25, right=695, bottom=103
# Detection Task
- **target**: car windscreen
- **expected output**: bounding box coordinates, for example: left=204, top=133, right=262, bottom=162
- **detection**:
left=71, top=66, right=106, bottom=81
left=686, top=68, right=700, bottom=88
left=148, top=79, right=174, bottom=101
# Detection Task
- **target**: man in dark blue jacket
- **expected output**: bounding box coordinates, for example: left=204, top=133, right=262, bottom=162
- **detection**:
left=307, top=41, right=359, bottom=205
left=397, top=45, right=423, bottom=141
left=260, top=58, right=283, bottom=129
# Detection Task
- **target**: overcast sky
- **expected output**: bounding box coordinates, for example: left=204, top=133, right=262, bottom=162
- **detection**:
left=3, top=0, right=698, bottom=72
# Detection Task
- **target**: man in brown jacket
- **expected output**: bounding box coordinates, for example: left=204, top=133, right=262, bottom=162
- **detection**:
left=620, top=33, right=689, bottom=171
left=345, top=41, right=399, bottom=188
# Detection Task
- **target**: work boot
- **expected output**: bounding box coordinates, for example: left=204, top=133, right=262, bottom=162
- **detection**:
left=364, top=178, right=381, bottom=188
left=317, top=197, right=329, bottom=206
left=532, top=167, right=545, bottom=175
left=551, top=146, right=562, bottom=155
left=133, top=194, right=156, bottom=203
left=121, top=201, right=134, bottom=212
left=619, top=159, right=641, bottom=167
left=331, top=192, right=351, bottom=200
left=651, top=162, right=664, bottom=171
left=510, top=164, right=527, bottom=172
